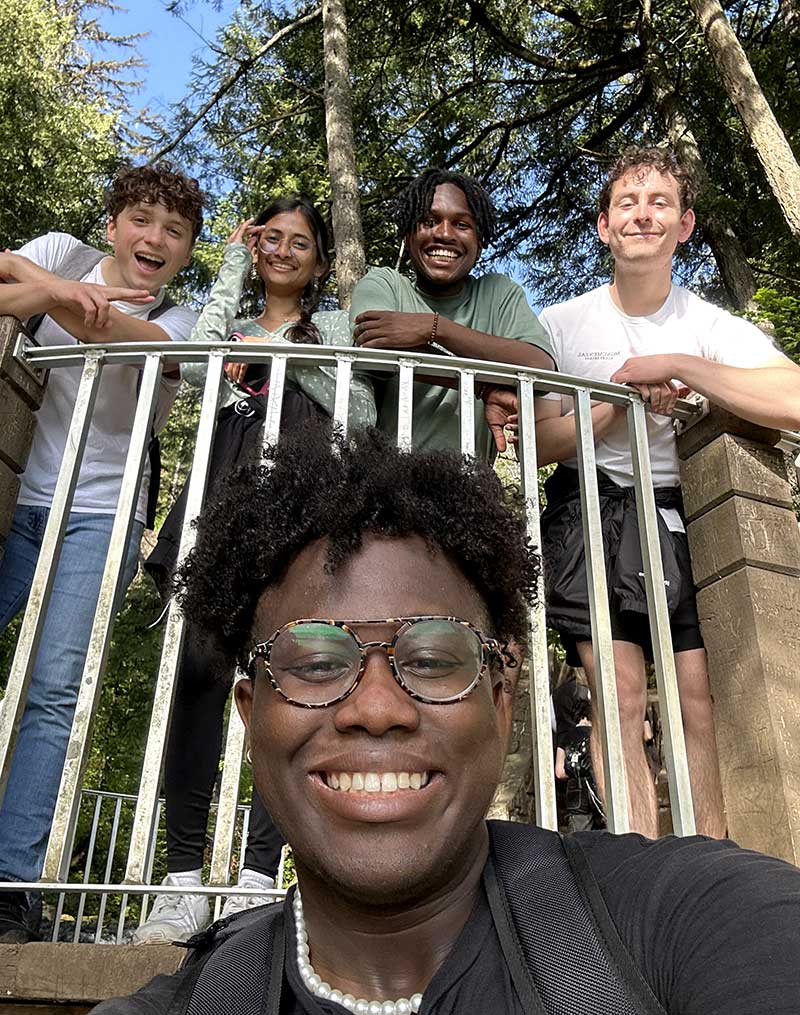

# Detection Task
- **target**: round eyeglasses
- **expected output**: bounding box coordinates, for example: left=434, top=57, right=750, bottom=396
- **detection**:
left=246, top=616, right=503, bottom=708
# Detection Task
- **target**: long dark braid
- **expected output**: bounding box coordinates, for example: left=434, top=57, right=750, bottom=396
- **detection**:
left=393, top=169, right=497, bottom=249
left=253, top=197, right=332, bottom=345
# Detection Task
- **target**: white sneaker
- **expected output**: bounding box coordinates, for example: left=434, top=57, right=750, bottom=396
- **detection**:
left=133, top=875, right=211, bottom=945
left=220, top=872, right=279, bottom=919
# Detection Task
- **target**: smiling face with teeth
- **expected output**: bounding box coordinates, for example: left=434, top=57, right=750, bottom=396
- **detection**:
left=405, top=183, right=481, bottom=297
left=104, top=200, right=195, bottom=294
left=235, top=533, right=518, bottom=908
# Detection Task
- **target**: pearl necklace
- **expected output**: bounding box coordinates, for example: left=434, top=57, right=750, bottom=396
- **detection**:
left=293, top=891, right=423, bottom=1015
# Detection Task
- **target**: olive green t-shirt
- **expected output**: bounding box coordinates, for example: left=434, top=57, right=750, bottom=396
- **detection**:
left=349, top=267, right=555, bottom=462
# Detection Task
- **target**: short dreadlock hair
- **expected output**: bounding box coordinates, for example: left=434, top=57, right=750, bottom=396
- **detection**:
left=105, top=161, right=204, bottom=240
left=176, top=422, right=538, bottom=669
left=393, top=168, right=497, bottom=249
left=599, top=146, right=698, bottom=215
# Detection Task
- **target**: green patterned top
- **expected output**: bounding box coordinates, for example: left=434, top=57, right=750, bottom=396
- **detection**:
left=183, top=243, right=376, bottom=427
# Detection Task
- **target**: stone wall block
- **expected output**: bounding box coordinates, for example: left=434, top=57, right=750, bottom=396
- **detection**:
left=696, top=567, right=800, bottom=864
left=687, top=496, right=800, bottom=589
left=0, top=942, right=181, bottom=1004
left=677, top=404, right=781, bottom=462
left=681, top=433, right=793, bottom=522
left=0, top=459, right=20, bottom=541
left=0, top=377, right=37, bottom=473
left=0, top=315, right=47, bottom=409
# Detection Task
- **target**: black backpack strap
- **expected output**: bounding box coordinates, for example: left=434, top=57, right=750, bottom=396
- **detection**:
left=560, top=833, right=666, bottom=1015
left=487, top=820, right=665, bottom=1015
left=141, top=291, right=178, bottom=528
left=483, top=852, right=549, bottom=1014
left=180, top=904, right=286, bottom=1015
left=148, top=292, right=177, bottom=321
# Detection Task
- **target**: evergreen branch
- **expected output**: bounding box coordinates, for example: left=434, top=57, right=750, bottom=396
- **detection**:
left=466, top=0, right=644, bottom=76
left=146, top=6, right=322, bottom=164
left=444, top=73, right=624, bottom=167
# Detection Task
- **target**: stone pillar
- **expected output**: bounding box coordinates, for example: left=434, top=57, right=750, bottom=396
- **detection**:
left=678, top=405, right=800, bottom=864
left=0, top=316, right=47, bottom=564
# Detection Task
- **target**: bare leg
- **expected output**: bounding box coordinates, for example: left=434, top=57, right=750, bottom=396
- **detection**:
left=577, top=640, right=658, bottom=838
left=675, top=648, right=726, bottom=838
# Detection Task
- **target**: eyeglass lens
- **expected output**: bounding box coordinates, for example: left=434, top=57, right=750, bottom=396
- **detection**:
left=268, top=620, right=483, bottom=704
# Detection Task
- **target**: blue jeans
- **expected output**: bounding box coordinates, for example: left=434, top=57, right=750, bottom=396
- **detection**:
left=0, top=505, right=143, bottom=883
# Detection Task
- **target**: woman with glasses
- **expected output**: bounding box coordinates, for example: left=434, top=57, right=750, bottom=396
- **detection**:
left=136, top=198, right=375, bottom=945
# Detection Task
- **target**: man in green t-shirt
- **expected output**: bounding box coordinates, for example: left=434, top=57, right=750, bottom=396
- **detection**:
left=350, top=169, right=555, bottom=461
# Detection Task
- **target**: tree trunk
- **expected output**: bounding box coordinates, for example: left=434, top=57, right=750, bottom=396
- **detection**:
left=641, top=15, right=756, bottom=309
left=687, top=0, right=800, bottom=239
left=644, top=42, right=758, bottom=310
left=321, top=0, right=365, bottom=308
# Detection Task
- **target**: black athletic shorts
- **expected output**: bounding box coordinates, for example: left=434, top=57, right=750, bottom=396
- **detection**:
left=559, top=532, right=704, bottom=667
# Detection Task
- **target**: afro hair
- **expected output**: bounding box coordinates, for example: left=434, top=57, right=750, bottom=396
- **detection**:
left=176, top=422, right=538, bottom=669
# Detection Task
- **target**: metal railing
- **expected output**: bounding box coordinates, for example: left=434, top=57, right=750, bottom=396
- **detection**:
left=1, top=334, right=704, bottom=906
left=38, top=788, right=288, bottom=942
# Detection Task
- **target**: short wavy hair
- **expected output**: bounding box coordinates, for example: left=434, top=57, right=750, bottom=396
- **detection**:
left=176, top=423, right=538, bottom=669
left=599, top=146, right=698, bottom=214
left=105, top=161, right=204, bottom=240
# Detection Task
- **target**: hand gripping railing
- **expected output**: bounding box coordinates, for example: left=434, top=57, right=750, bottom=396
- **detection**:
left=0, top=337, right=702, bottom=910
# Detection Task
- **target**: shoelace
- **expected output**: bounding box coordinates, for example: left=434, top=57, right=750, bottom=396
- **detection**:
left=148, top=892, right=197, bottom=919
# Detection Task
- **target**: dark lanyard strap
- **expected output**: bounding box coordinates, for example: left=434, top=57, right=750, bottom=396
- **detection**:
left=262, top=907, right=286, bottom=1015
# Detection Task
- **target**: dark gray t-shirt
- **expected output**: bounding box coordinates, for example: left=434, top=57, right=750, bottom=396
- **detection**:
left=98, top=829, right=800, bottom=1015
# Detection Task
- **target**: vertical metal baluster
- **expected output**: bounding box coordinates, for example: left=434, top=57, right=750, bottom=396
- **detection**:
left=262, top=354, right=287, bottom=447
left=573, top=390, right=629, bottom=833
left=516, top=377, right=557, bottom=829
left=209, top=684, right=247, bottom=885
left=239, top=804, right=252, bottom=876
left=137, top=797, right=163, bottom=930
left=52, top=887, right=67, bottom=943
left=628, top=400, right=696, bottom=835
left=125, top=352, right=226, bottom=883
left=116, top=893, right=129, bottom=945
left=0, top=354, right=103, bottom=801
left=458, top=369, right=476, bottom=457
left=73, top=794, right=103, bottom=943
left=332, top=354, right=353, bottom=437
left=95, top=795, right=123, bottom=942
left=396, top=361, right=415, bottom=449
left=276, top=844, right=287, bottom=890
left=43, top=354, right=164, bottom=882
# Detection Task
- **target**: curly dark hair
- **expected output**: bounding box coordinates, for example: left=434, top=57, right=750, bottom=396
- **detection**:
left=105, top=161, right=204, bottom=240
left=393, top=168, right=496, bottom=249
left=599, top=146, right=698, bottom=214
left=176, top=422, right=538, bottom=669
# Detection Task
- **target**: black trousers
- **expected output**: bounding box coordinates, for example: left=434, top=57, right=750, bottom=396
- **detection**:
left=164, top=627, right=284, bottom=877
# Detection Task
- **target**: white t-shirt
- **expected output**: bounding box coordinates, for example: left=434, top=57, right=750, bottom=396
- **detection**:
left=539, top=283, right=779, bottom=492
left=16, top=233, right=197, bottom=523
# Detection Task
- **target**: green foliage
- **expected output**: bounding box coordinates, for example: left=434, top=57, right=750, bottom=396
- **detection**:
left=752, top=287, right=800, bottom=361
left=148, top=0, right=799, bottom=316
left=0, top=0, right=143, bottom=246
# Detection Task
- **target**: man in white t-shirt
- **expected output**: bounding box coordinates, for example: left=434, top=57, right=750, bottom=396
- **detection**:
left=537, top=146, right=800, bottom=839
left=0, top=162, right=202, bottom=940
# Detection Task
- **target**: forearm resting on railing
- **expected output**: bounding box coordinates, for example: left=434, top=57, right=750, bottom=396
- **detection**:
left=670, top=356, right=800, bottom=432
left=0, top=251, right=162, bottom=347
left=534, top=401, right=627, bottom=466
